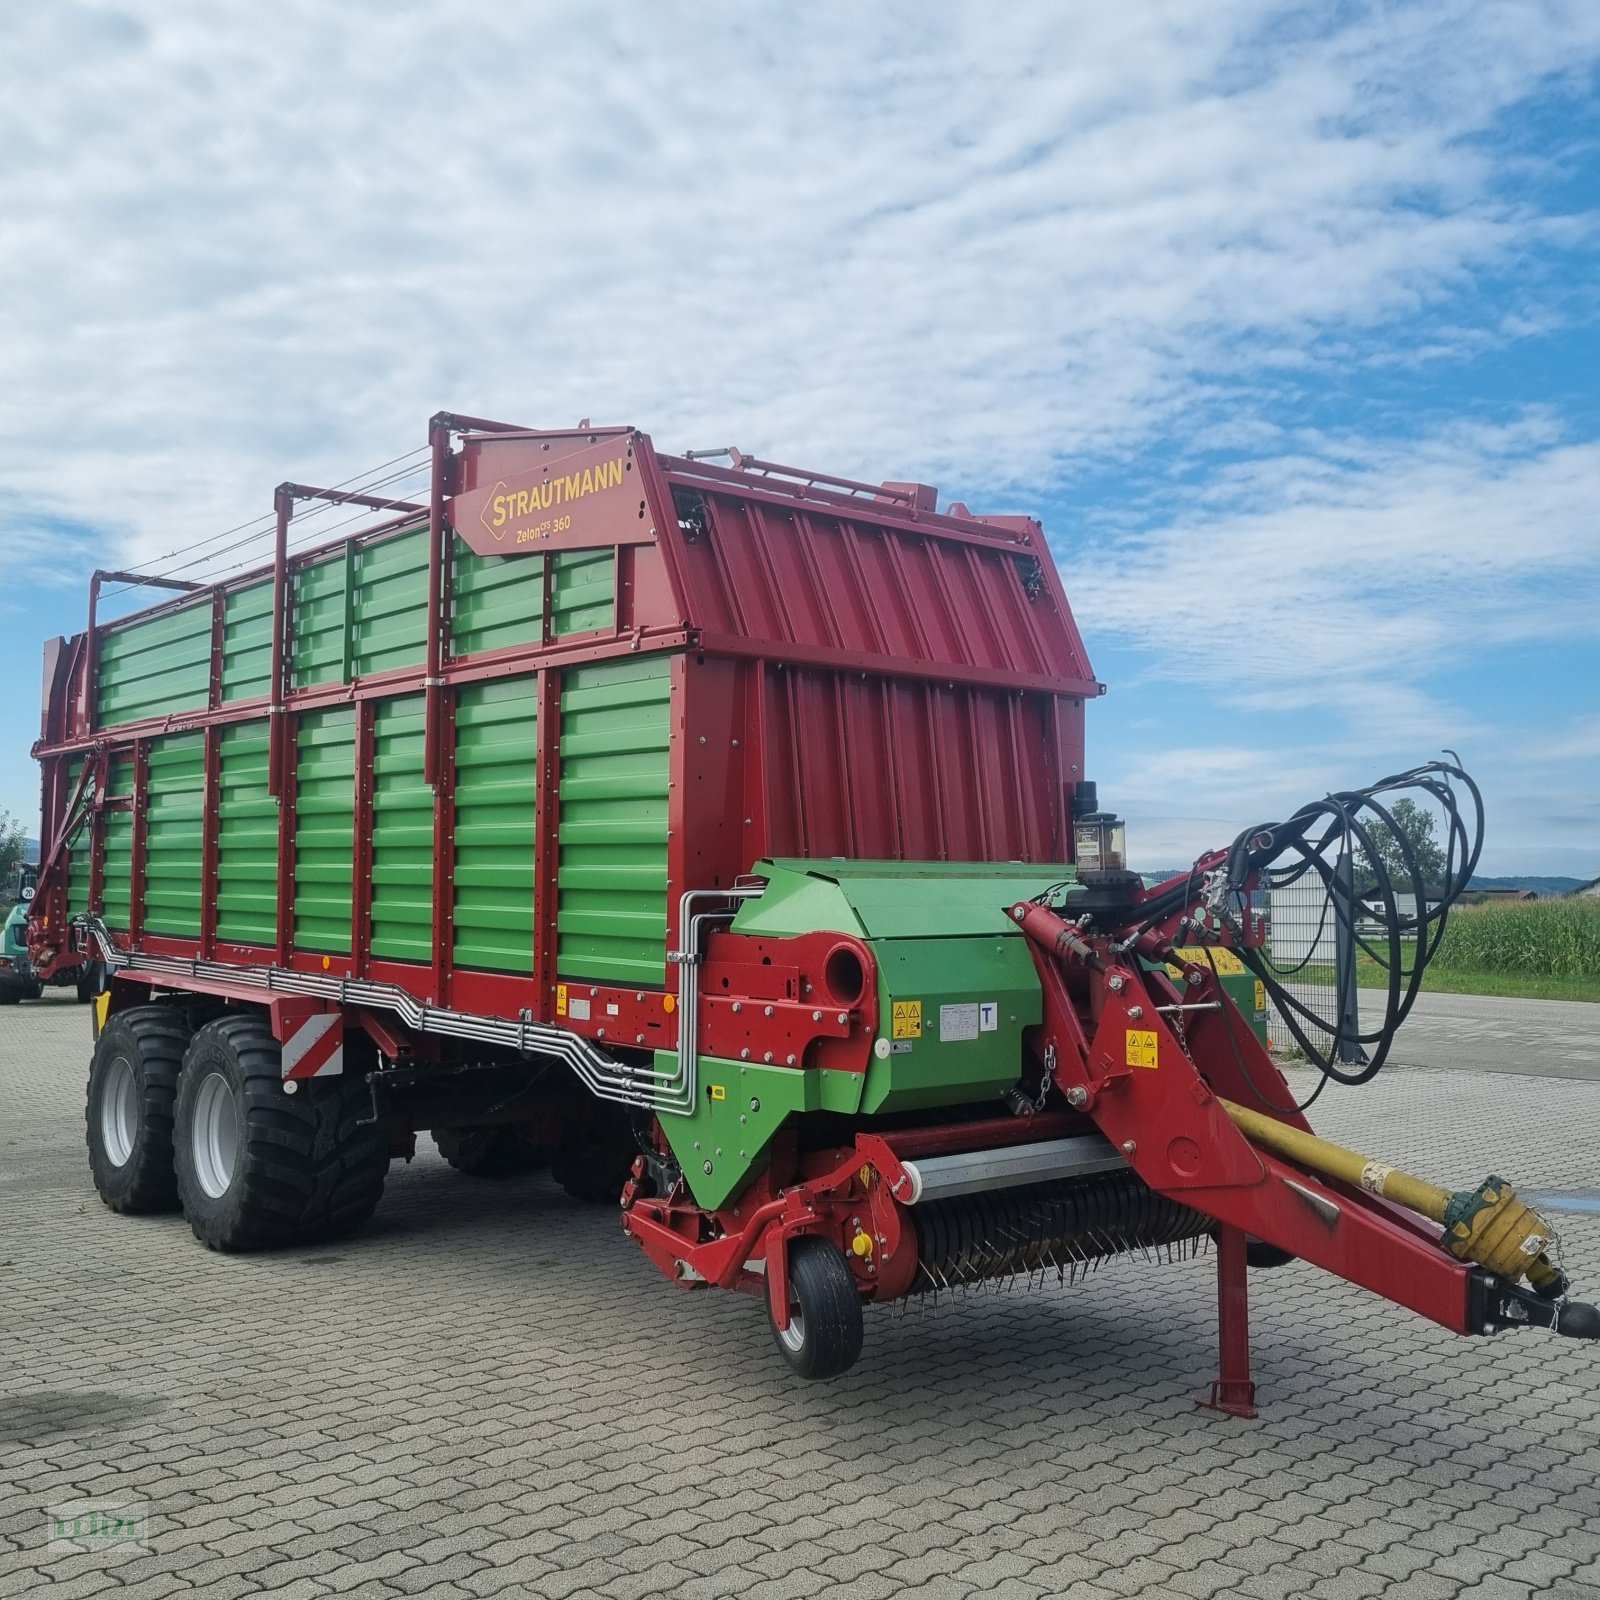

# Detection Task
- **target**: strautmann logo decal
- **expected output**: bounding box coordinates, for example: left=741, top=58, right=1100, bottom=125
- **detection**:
left=480, top=456, right=628, bottom=544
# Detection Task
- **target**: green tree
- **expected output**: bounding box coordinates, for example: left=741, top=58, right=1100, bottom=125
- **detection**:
left=1356, top=796, right=1446, bottom=889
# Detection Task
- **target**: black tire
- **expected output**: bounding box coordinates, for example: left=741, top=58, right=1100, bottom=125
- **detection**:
left=0, top=987, right=21, bottom=1006
left=432, top=1126, right=543, bottom=1177
left=173, top=1013, right=391, bottom=1251
left=85, top=1004, right=191, bottom=1213
left=769, top=1236, right=865, bottom=1380
left=76, top=963, right=104, bottom=1005
left=550, top=1107, right=637, bottom=1203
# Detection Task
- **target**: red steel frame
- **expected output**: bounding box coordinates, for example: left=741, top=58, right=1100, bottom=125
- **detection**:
left=31, top=414, right=1096, bottom=1067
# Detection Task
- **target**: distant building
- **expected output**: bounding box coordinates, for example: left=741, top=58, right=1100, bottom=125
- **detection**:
left=1573, top=876, right=1600, bottom=899
left=1467, top=887, right=1537, bottom=904
left=1357, top=883, right=1448, bottom=930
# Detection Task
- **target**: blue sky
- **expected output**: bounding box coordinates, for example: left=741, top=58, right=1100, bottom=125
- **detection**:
left=2, top=2, right=1597, bottom=876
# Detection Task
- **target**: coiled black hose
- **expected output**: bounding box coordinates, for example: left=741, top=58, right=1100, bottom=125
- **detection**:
left=1133, top=757, right=1484, bottom=1092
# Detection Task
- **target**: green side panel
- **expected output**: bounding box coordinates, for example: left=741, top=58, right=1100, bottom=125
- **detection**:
left=221, top=579, right=273, bottom=702
left=449, top=541, right=616, bottom=654
left=354, top=528, right=428, bottom=678
left=101, top=759, right=134, bottom=931
left=65, top=759, right=91, bottom=919
left=292, top=707, right=354, bottom=953
left=655, top=1055, right=864, bottom=1209
left=143, top=732, right=206, bottom=937
left=216, top=721, right=277, bottom=947
left=291, top=553, right=350, bottom=689
left=95, top=601, right=212, bottom=726
left=556, top=655, right=671, bottom=986
left=452, top=678, right=538, bottom=972
left=370, top=694, right=432, bottom=962
left=732, top=859, right=1076, bottom=1115
left=551, top=548, right=615, bottom=637
left=450, top=537, right=545, bottom=658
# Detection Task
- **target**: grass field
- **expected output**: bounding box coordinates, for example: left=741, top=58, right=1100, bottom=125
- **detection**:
left=1275, top=898, right=1600, bottom=1003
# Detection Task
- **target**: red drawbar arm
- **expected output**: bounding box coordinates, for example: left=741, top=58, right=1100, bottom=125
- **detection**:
left=1016, top=903, right=1475, bottom=1336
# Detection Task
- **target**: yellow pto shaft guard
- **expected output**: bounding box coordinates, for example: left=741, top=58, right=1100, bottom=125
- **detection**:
left=1219, top=1099, right=1564, bottom=1294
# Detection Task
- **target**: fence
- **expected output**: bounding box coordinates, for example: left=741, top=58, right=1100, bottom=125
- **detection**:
left=1266, top=869, right=1361, bottom=1059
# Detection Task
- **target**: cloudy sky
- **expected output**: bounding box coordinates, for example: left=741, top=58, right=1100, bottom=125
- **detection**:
left=3, top=2, right=1597, bottom=875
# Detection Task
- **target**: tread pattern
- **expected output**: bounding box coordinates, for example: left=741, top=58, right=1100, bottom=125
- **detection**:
left=433, top=1126, right=542, bottom=1177
left=178, top=1014, right=390, bottom=1250
left=85, top=1004, right=191, bottom=1213
left=773, top=1237, right=865, bottom=1380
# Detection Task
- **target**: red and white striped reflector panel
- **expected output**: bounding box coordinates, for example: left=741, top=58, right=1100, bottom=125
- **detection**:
left=280, top=1012, right=344, bottom=1080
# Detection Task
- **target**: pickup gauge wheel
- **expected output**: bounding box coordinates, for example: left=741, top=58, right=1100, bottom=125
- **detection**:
left=769, top=1237, right=865, bottom=1380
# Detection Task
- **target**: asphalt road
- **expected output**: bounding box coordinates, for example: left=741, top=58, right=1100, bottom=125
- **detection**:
left=1388, top=991, right=1600, bottom=1082
left=4, top=995, right=1599, bottom=1600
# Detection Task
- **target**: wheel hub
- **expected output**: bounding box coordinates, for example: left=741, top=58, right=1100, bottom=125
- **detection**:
left=100, top=1056, right=138, bottom=1168
left=192, top=1071, right=241, bottom=1199
left=776, top=1307, right=806, bottom=1353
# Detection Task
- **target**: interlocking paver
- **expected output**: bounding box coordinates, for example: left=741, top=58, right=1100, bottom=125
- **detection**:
left=3, top=999, right=1599, bottom=1600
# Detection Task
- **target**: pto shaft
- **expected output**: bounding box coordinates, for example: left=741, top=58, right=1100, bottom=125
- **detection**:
left=1218, top=1098, right=1565, bottom=1295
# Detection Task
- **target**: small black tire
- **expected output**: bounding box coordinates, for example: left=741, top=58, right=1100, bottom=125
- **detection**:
left=432, top=1126, right=543, bottom=1177
left=174, top=1014, right=391, bottom=1251
left=769, top=1236, right=865, bottom=1380
left=76, top=963, right=104, bottom=1005
left=0, top=988, right=20, bottom=1006
left=85, top=1004, right=191, bottom=1213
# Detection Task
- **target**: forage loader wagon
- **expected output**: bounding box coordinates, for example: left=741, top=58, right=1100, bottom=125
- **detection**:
left=31, top=412, right=1596, bottom=1406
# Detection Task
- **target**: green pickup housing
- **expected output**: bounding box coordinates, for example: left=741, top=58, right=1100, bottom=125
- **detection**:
left=656, top=859, right=1275, bottom=1209
left=657, top=859, right=1075, bottom=1208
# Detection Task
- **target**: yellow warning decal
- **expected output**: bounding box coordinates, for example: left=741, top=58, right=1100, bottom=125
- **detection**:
left=892, top=1000, right=922, bottom=1040
left=555, top=984, right=568, bottom=1017
left=1126, top=1029, right=1159, bottom=1069
left=1253, top=980, right=1266, bottom=1013
left=709, top=1084, right=726, bottom=1101
left=1174, top=945, right=1246, bottom=975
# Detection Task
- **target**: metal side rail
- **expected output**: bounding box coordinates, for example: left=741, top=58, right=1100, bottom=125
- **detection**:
left=76, top=918, right=675, bottom=1113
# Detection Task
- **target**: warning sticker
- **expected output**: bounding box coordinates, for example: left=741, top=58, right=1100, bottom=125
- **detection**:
left=1253, top=979, right=1266, bottom=1014
left=1126, top=1029, right=1159, bottom=1069
left=1174, top=945, right=1246, bottom=975
left=939, top=1003, right=980, bottom=1042
left=555, top=984, right=568, bottom=1017
left=892, top=1000, right=922, bottom=1040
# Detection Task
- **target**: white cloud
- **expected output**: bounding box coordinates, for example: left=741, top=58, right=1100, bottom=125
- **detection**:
left=1067, top=413, right=1600, bottom=872
left=3, top=3, right=1597, bottom=870
left=2, top=0, right=1598, bottom=581
left=1072, top=419, right=1600, bottom=743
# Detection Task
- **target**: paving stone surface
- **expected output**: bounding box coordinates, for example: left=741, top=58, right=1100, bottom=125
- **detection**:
left=2, top=994, right=1598, bottom=1597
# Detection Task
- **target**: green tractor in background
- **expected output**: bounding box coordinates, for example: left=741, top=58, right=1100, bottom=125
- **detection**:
left=0, top=864, right=100, bottom=1005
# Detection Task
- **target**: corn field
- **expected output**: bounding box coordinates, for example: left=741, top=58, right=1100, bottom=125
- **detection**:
left=1434, top=899, right=1600, bottom=976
